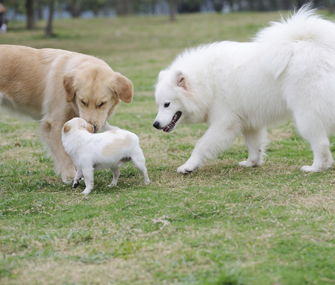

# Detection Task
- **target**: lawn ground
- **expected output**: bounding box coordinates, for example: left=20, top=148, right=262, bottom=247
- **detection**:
left=1, top=11, right=335, bottom=285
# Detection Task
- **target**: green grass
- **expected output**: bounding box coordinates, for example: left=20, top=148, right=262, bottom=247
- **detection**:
left=1, top=11, right=335, bottom=285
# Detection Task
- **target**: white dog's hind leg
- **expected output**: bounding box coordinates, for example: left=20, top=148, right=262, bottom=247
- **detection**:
left=301, top=139, right=333, bottom=172
left=73, top=169, right=83, bottom=188
left=301, top=138, right=333, bottom=172
left=109, top=168, right=120, bottom=186
left=239, top=128, right=268, bottom=167
left=81, top=168, right=94, bottom=194
left=177, top=120, right=241, bottom=174
left=131, top=150, right=150, bottom=185
left=295, top=118, right=333, bottom=172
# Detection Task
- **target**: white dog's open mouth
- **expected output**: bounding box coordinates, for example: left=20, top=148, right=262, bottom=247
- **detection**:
left=163, top=111, right=182, bottom=132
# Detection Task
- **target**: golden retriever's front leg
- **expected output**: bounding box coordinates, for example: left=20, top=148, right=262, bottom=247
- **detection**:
left=40, top=119, right=76, bottom=183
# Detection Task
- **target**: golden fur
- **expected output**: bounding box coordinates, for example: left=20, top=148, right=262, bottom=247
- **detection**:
left=0, top=45, right=133, bottom=183
left=102, top=134, right=132, bottom=156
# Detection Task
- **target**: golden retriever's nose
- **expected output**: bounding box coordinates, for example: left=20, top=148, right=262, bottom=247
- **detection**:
left=93, top=125, right=97, bottom=133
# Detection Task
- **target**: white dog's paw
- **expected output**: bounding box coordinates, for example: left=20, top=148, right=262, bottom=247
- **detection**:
left=177, top=163, right=195, bottom=174
left=81, top=189, right=92, bottom=194
left=108, top=182, right=117, bottom=187
left=239, top=161, right=255, bottom=167
left=300, top=165, right=321, bottom=172
left=144, top=179, right=150, bottom=185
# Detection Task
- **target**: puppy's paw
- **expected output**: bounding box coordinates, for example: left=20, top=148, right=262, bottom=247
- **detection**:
left=301, top=165, right=321, bottom=172
left=144, top=179, right=150, bottom=185
left=81, top=189, right=91, bottom=195
left=108, top=182, right=117, bottom=187
left=177, top=163, right=195, bottom=174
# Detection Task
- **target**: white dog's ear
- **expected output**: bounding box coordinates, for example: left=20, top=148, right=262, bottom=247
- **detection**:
left=86, top=124, right=94, bottom=134
left=176, top=71, right=187, bottom=90
left=63, top=71, right=76, bottom=102
left=63, top=122, right=71, bottom=133
left=110, top=72, right=133, bottom=103
left=158, top=70, right=168, bottom=81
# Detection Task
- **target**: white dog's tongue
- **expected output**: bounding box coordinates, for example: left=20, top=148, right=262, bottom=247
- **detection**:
left=163, top=111, right=182, bottom=132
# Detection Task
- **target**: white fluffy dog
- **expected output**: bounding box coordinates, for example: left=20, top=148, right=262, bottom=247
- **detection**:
left=62, top=118, right=150, bottom=194
left=153, top=5, right=335, bottom=174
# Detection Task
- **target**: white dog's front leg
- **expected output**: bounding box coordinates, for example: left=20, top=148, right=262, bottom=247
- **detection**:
left=239, top=128, right=268, bottom=167
left=177, top=121, right=241, bottom=174
left=103, top=122, right=121, bottom=131
left=81, top=168, right=94, bottom=194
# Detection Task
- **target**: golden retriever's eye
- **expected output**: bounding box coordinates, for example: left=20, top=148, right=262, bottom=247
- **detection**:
left=81, top=100, right=87, bottom=106
left=98, top=102, right=105, bottom=108
left=164, top=102, right=170, bottom=108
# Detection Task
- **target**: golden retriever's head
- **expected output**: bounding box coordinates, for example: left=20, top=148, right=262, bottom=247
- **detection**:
left=63, top=65, right=133, bottom=132
left=62, top=118, right=95, bottom=134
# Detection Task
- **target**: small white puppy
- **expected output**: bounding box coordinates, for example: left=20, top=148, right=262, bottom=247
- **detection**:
left=61, top=118, right=150, bottom=194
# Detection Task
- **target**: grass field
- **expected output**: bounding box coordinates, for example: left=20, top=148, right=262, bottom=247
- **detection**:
left=1, top=11, right=335, bottom=285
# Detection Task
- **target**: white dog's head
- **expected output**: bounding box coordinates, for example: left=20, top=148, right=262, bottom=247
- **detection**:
left=62, top=117, right=95, bottom=135
left=153, top=69, right=194, bottom=132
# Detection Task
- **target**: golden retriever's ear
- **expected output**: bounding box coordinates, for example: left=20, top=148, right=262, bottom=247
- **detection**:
left=86, top=124, right=94, bottom=134
left=63, top=72, right=76, bottom=102
left=63, top=122, right=71, bottom=133
left=111, top=73, right=133, bottom=103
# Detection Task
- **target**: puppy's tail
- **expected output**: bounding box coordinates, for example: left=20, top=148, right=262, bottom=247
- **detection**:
left=254, top=3, right=335, bottom=79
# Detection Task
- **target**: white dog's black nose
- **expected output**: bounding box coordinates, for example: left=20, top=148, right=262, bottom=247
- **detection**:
left=153, top=121, right=160, bottom=129
left=93, top=125, right=97, bottom=133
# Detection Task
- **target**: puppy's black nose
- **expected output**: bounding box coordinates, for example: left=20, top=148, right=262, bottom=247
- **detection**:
left=153, top=121, right=160, bottom=129
left=93, top=125, right=97, bottom=133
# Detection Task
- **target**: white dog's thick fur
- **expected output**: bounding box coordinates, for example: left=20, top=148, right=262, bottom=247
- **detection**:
left=62, top=118, right=150, bottom=194
left=154, top=6, right=335, bottom=174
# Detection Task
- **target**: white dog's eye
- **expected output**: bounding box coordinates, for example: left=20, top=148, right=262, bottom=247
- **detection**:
left=81, top=100, right=87, bottom=106
left=98, top=102, right=105, bottom=108
left=164, top=102, right=170, bottom=108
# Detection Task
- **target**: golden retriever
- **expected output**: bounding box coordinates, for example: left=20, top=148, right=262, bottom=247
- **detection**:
left=0, top=45, right=133, bottom=183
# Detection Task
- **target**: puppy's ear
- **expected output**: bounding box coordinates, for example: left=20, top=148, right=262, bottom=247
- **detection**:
left=86, top=124, right=94, bottom=134
left=111, top=73, right=133, bottom=103
left=63, top=122, right=71, bottom=133
left=176, top=71, right=187, bottom=90
left=63, top=72, right=76, bottom=102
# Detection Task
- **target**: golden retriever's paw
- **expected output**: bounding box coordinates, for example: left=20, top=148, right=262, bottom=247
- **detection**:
left=62, top=176, right=73, bottom=184
left=61, top=170, right=76, bottom=184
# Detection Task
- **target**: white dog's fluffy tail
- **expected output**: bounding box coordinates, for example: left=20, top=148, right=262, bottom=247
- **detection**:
left=254, top=3, right=335, bottom=79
